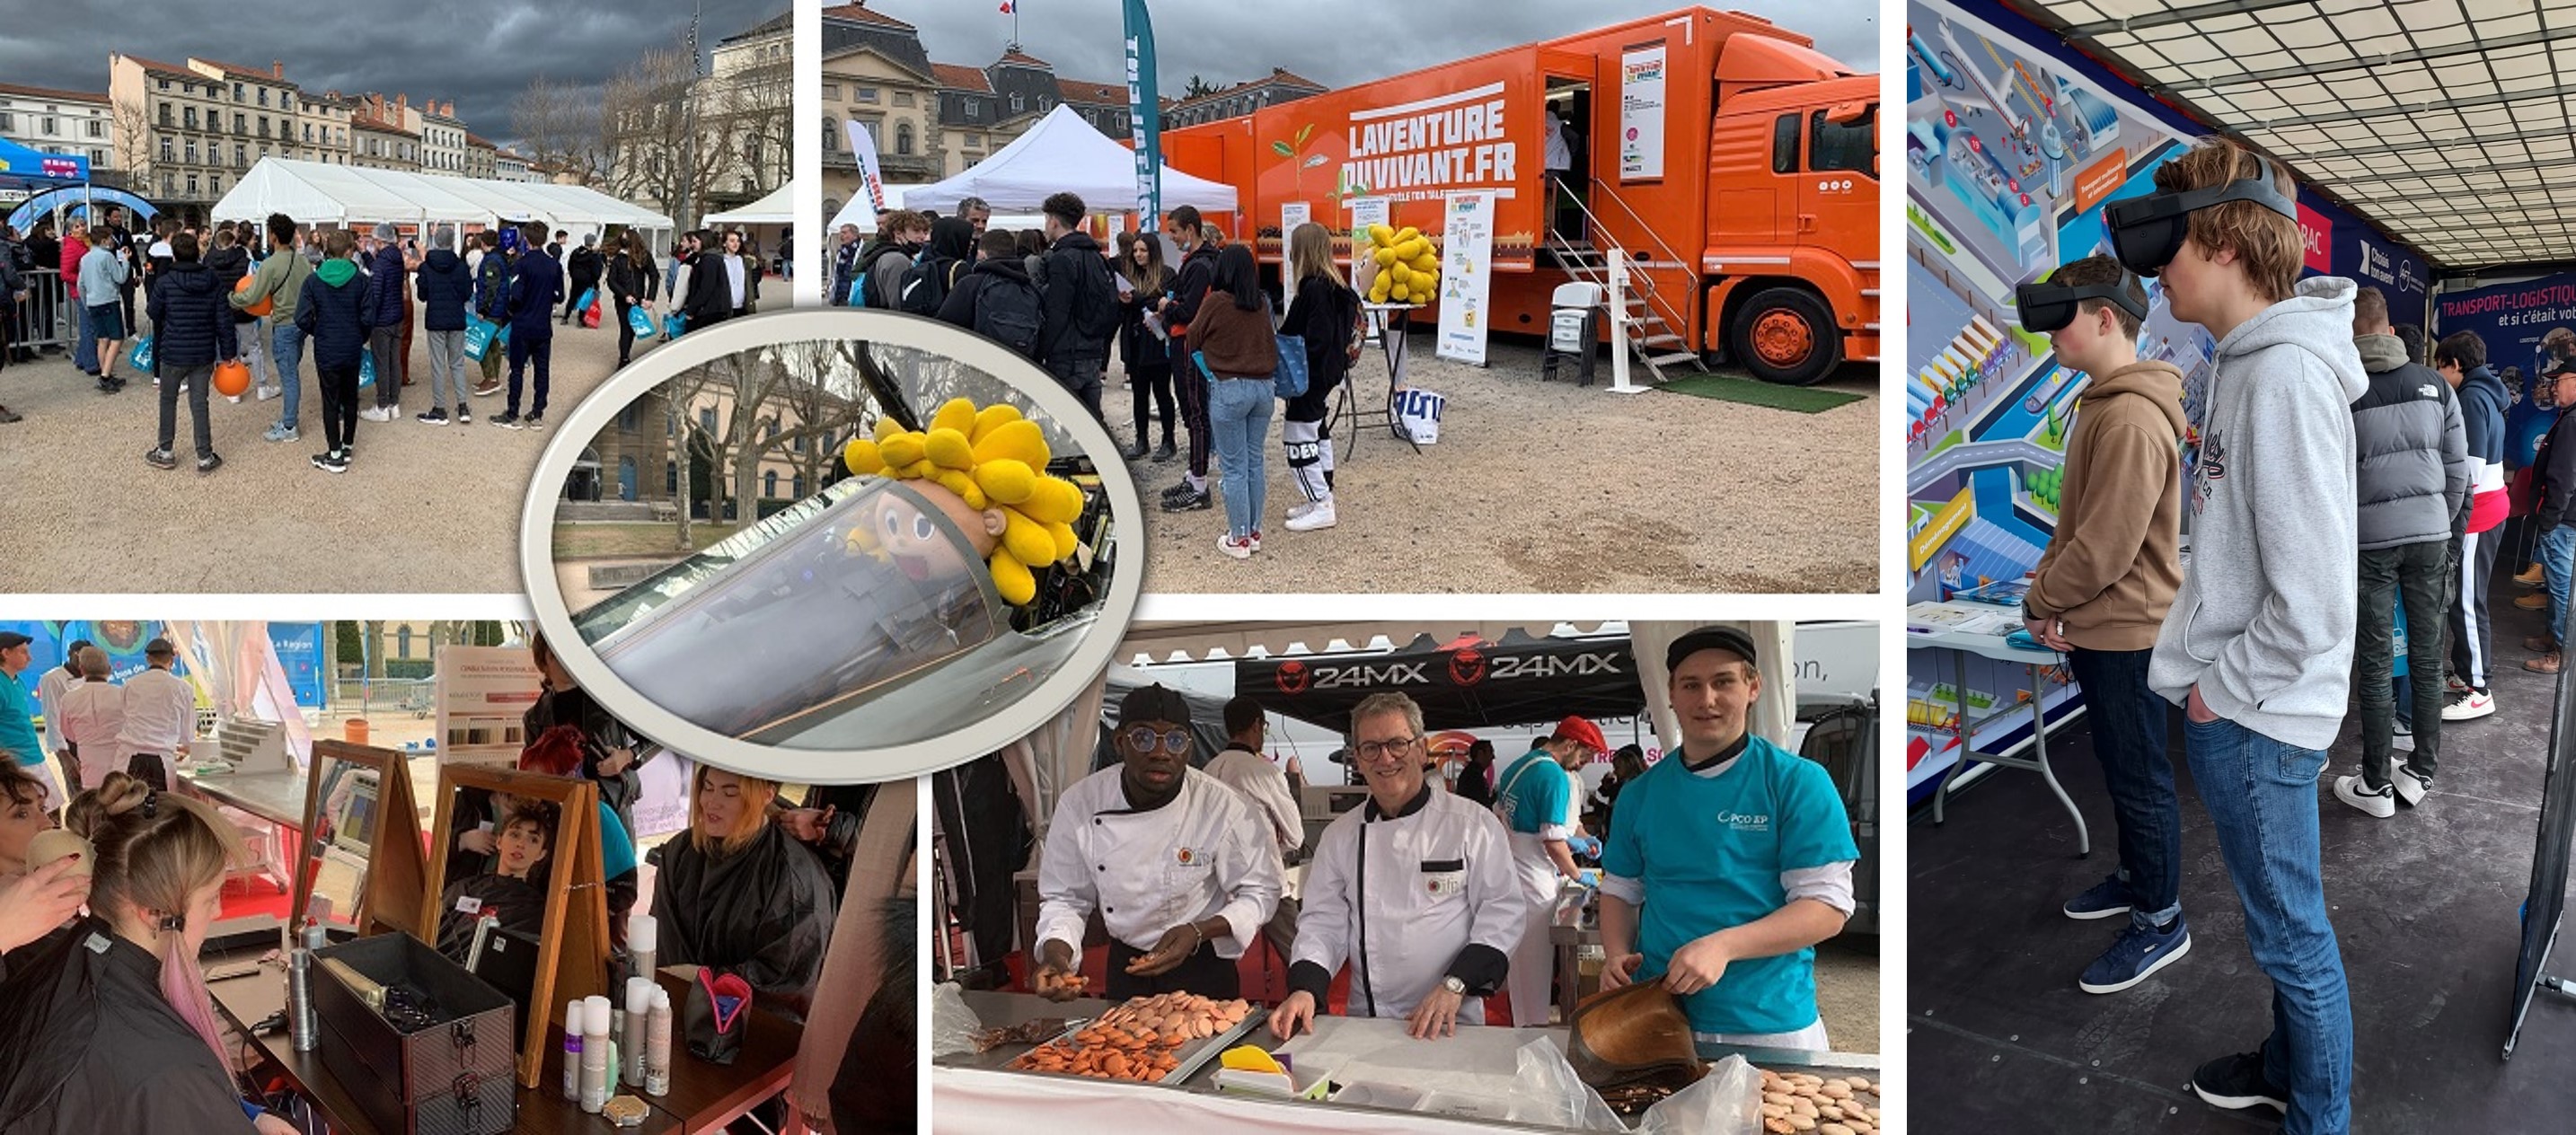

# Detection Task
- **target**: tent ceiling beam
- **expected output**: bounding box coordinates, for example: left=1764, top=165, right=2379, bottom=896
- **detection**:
left=2060, top=0, right=2318, bottom=39
left=2240, top=78, right=2576, bottom=131
left=2160, top=26, right=2576, bottom=93
left=2244, top=124, right=2576, bottom=165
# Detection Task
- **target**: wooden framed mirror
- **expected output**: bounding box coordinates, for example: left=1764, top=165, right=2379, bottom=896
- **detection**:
left=421, top=764, right=612, bottom=1089
left=289, top=740, right=431, bottom=942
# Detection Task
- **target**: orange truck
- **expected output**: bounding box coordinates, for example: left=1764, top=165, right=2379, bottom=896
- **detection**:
left=1160, top=5, right=1878, bottom=385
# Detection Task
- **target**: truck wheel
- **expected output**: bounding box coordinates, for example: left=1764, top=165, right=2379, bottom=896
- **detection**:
left=1730, top=286, right=1840, bottom=386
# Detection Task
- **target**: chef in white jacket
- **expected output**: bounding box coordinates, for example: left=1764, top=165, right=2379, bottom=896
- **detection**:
left=1270, top=691, right=1526, bottom=1042
left=1034, top=683, right=1283, bottom=1001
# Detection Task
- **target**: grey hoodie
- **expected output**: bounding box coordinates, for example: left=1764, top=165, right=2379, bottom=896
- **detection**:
left=2148, top=277, right=2369, bottom=751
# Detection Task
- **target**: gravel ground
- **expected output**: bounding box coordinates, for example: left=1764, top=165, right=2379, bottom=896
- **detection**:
left=1106, top=335, right=1880, bottom=594
left=0, top=317, right=666, bottom=594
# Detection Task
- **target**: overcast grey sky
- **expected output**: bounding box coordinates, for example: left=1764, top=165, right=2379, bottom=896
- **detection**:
left=0, top=0, right=781, bottom=146
left=893, top=0, right=1880, bottom=90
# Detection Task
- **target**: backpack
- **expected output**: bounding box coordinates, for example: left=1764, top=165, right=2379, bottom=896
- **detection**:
left=974, top=275, right=1045, bottom=359
left=897, top=256, right=960, bottom=317
left=1069, top=251, right=1122, bottom=344
left=856, top=244, right=905, bottom=309
left=1345, top=287, right=1368, bottom=365
left=476, top=251, right=511, bottom=319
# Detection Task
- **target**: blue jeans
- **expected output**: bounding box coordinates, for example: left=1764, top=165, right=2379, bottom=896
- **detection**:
left=2067, top=647, right=2178, bottom=928
left=73, top=301, right=98, bottom=372
left=2183, top=714, right=2351, bottom=1134
left=1207, top=376, right=1274, bottom=540
left=269, top=321, right=304, bottom=427
left=2544, top=523, right=2576, bottom=648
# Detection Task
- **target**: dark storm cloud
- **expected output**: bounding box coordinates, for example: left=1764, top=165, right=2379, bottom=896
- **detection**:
left=0, top=0, right=783, bottom=147
left=894, top=0, right=1878, bottom=91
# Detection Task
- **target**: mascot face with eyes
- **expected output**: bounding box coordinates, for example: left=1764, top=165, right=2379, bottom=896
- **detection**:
left=842, top=398, right=1087, bottom=606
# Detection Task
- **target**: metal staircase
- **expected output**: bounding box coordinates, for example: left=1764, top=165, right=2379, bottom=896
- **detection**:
left=1546, top=183, right=1708, bottom=383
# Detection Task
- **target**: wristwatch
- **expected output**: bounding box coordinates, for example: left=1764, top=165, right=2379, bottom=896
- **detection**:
left=1442, top=975, right=1467, bottom=996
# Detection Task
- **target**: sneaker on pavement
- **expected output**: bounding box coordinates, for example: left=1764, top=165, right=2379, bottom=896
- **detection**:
left=1248, top=530, right=1264, bottom=553
left=491, top=412, right=522, bottom=430
left=2333, top=774, right=2396, bottom=818
left=1161, top=488, right=1212, bottom=513
left=1161, top=480, right=1196, bottom=501
left=1151, top=440, right=1177, bottom=462
left=2192, top=1051, right=2288, bottom=1115
left=144, top=447, right=176, bottom=470
left=264, top=422, right=299, bottom=443
left=0, top=406, right=20, bottom=425
left=357, top=406, right=388, bottom=423
left=525, top=412, right=544, bottom=429
left=225, top=393, right=243, bottom=404
left=417, top=408, right=450, bottom=426
left=2443, top=690, right=2495, bottom=721
left=197, top=453, right=222, bottom=475
left=472, top=380, right=503, bottom=397
left=454, top=404, right=472, bottom=425
left=2061, top=875, right=2132, bottom=920
left=2445, top=673, right=2470, bottom=696
left=2392, top=766, right=2431, bottom=807
left=1285, top=500, right=1317, bottom=522
left=1216, top=532, right=1255, bottom=559
left=256, top=385, right=280, bottom=401
left=2078, top=918, right=2192, bottom=994
left=2517, top=591, right=2550, bottom=611
left=311, top=450, right=348, bottom=473
left=1286, top=499, right=1337, bottom=532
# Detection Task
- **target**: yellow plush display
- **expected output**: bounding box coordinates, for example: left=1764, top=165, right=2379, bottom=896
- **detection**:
left=1360, top=223, right=1439, bottom=307
left=842, top=397, right=1087, bottom=605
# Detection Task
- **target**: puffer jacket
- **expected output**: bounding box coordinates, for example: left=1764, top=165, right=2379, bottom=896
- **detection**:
left=413, top=250, right=473, bottom=332
left=2350, top=332, right=2468, bottom=550
left=295, top=257, right=373, bottom=370
left=145, top=260, right=239, bottom=370
left=58, top=234, right=85, bottom=303
left=202, top=245, right=253, bottom=323
left=364, top=243, right=409, bottom=328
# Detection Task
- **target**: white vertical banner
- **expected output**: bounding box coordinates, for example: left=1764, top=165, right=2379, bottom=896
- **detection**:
left=793, top=0, right=822, bottom=305
left=1619, top=42, right=1669, bottom=181
left=1347, top=197, right=1389, bottom=295
left=1435, top=190, right=1495, bottom=365
left=433, top=645, right=542, bottom=766
left=1280, top=200, right=1311, bottom=248
left=844, top=120, right=889, bottom=216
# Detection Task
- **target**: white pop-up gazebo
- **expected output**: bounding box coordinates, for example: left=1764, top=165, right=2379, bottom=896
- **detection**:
left=215, top=158, right=675, bottom=253
left=895, top=104, right=1239, bottom=217
left=705, top=180, right=796, bottom=226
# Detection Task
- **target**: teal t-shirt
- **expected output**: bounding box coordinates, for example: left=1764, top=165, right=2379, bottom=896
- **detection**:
left=0, top=672, right=43, bottom=767
left=1495, top=748, right=1572, bottom=835
left=1602, top=735, right=1857, bottom=1035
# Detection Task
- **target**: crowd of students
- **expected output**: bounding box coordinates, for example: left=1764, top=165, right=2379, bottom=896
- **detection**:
left=0, top=208, right=778, bottom=473
left=831, top=195, right=1364, bottom=557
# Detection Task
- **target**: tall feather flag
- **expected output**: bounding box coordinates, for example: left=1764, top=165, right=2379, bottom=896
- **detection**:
left=1124, top=0, right=1163, bottom=230
left=844, top=119, right=888, bottom=215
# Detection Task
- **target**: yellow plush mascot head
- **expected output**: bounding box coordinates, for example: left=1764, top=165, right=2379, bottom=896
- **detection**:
left=842, top=397, right=1086, bottom=606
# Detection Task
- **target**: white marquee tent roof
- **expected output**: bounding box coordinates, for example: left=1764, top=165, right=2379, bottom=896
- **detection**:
left=214, top=158, right=673, bottom=235
left=891, top=104, right=1239, bottom=218
left=705, top=180, right=796, bottom=226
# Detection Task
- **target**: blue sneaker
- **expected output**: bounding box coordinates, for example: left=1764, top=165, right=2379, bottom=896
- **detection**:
left=264, top=421, right=299, bottom=443
left=2061, top=875, right=2131, bottom=920
left=2078, top=917, right=2192, bottom=994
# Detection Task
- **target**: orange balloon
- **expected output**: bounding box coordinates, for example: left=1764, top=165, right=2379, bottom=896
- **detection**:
left=233, top=273, right=273, bottom=317
left=212, top=358, right=251, bottom=398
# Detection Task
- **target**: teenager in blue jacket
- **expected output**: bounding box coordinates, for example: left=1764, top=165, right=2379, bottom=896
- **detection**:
left=494, top=220, right=560, bottom=430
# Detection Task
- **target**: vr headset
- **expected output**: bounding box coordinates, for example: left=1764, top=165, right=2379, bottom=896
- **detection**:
left=2015, top=268, right=2150, bottom=334
left=2102, top=154, right=2298, bottom=277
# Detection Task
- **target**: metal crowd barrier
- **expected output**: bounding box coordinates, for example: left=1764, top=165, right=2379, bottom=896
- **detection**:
left=4, top=268, right=75, bottom=350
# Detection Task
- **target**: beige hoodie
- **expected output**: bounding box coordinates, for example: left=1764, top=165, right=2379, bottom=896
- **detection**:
left=2025, top=359, right=2187, bottom=651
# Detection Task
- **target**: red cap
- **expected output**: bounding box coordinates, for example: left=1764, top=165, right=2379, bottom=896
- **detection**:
left=1553, top=716, right=1607, bottom=755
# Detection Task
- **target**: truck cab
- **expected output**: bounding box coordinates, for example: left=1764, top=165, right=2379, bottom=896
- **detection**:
left=1700, top=54, right=1879, bottom=385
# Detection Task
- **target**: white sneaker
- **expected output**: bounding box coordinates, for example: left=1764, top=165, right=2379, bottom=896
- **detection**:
left=2333, top=774, right=2395, bottom=819
left=256, top=385, right=281, bottom=401
left=2442, top=690, right=2495, bottom=721
left=1216, top=532, right=1255, bottom=559
left=1285, top=499, right=1337, bottom=532
left=2392, top=767, right=2431, bottom=807
left=357, top=406, right=391, bottom=423
left=1285, top=500, right=1316, bottom=522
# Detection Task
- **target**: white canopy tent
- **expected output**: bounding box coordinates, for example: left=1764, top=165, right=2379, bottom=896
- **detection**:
left=705, top=180, right=797, bottom=226
left=894, top=104, right=1239, bottom=217
left=826, top=182, right=1048, bottom=236
left=214, top=158, right=675, bottom=253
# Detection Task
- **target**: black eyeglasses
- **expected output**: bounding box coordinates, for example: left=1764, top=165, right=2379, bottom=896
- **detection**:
left=1354, top=735, right=1421, bottom=761
left=1121, top=726, right=1193, bottom=753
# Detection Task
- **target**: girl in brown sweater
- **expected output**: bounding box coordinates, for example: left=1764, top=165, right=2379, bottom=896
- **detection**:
left=1190, top=244, right=1278, bottom=558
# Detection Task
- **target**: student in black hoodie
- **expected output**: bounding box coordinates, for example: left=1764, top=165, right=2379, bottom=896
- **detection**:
left=561, top=233, right=604, bottom=325
left=200, top=226, right=256, bottom=404
left=937, top=228, right=1045, bottom=358
left=900, top=216, right=975, bottom=316
left=141, top=232, right=236, bottom=474
left=1037, top=192, right=1117, bottom=423
left=412, top=225, right=476, bottom=425
left=679, top=230, right=735, bottom=330
left=296, top=228, right=373, bottom=473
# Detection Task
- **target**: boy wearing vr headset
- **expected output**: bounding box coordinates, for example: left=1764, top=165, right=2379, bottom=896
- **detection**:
left=2107, top=137, right=2362, bottom=1132
left=2012, top=256, right=2192, bottom=998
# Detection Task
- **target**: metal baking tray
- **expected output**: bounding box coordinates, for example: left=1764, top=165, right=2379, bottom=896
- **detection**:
left=1007, top=1002, right=1266, bottom=1087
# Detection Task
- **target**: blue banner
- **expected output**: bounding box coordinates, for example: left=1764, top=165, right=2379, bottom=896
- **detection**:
left=1124, top=0, right=1163, bottom=229
left=2434, top=272, right=2576, bottom=448
left=2333, top=215, right=2430, bottom=328
left=267, top=622, right=328, bottom=709
left=0, top=620, right=173, bottom=685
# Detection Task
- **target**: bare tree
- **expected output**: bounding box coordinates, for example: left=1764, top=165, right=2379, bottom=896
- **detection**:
left=509, top=76, right=606, bottom=185
left=770, top=340, right=870, bottom=500
left=110, top=100, right=156, bottom=195
left=603, top=44, right=722, bottom=223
